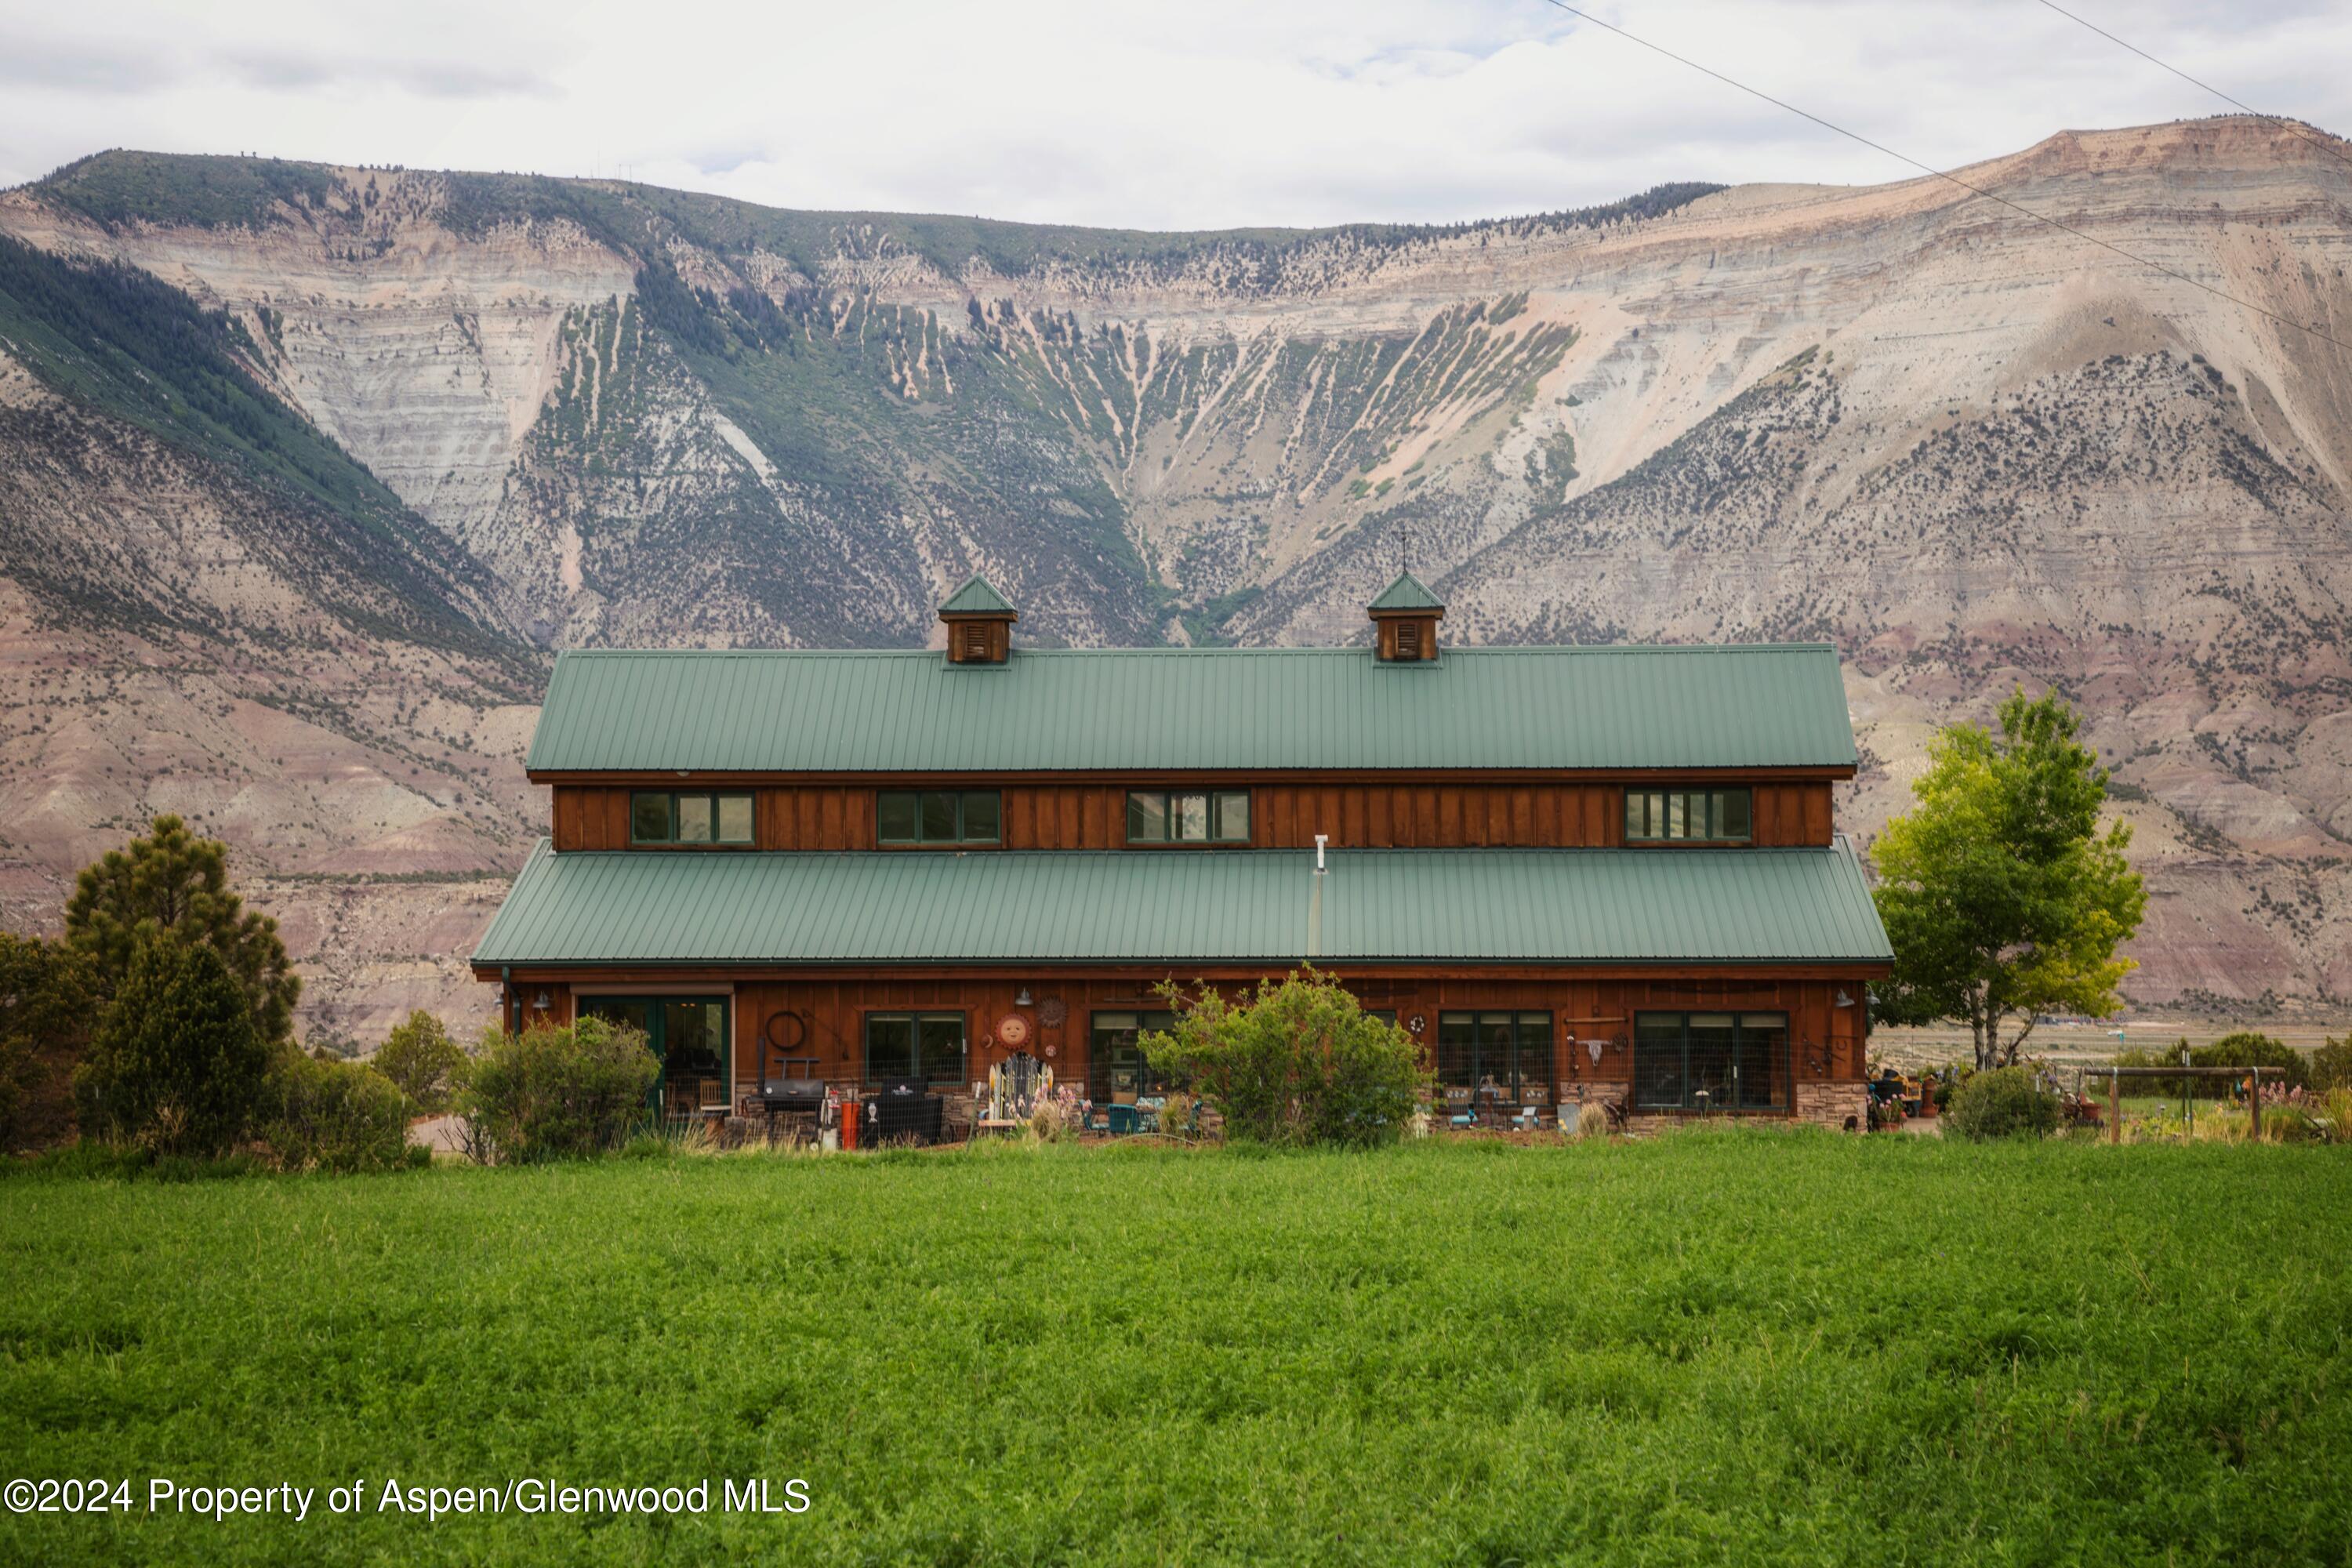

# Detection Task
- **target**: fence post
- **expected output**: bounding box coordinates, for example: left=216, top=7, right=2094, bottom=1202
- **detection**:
left=2109, top=1071, right=2120, bottom=1145
left=2249, top=1066, right=2261, bottom=1142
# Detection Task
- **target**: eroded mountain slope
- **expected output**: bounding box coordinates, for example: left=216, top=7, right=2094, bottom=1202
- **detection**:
left=0, top=118, right=2347, bottom=1033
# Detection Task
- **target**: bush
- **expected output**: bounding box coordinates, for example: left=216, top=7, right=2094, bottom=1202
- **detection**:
left=374, top=1010, right=463, bottom=1114
left=455, top=1017, right=660, bottom=1163
left=255, top=1053, right=412, bottom=1172
left=1946, top=1066, right=2060, bottom=1142
left=74, top=939, right=270, bottom=1156
left=2113, top=1033, right=2309, bottom=1099
left=1140, top=968, right=1431, bottom=1149
left=2197, top=1031, right=2307, bottom=1091
left=2306, top=1035, right=2350, bottom=1092
left=0, top=932, right=94, bottom=1149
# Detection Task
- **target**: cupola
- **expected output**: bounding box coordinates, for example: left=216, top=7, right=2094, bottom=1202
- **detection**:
left=939, top=575, right=1018, bottom=665
left=1367, top=572, right=1444, bottom=662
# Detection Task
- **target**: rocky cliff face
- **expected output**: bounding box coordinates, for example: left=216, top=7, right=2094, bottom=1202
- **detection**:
left=1, top=118, right=2346, bottom=1039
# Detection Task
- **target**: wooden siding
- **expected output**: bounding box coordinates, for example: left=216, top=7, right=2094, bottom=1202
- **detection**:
left=525, top=967, right=1870, bottom=1110
left=550, top=781, right=1836, bottom=851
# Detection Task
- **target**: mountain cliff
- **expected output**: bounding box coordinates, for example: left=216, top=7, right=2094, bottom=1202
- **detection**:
left=2, top=117, right=2347, bottom=1039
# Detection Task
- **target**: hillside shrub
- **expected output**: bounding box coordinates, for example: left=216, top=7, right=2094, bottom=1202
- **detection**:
left=255, top=1054, right=414, bottom=1172
left=1140, top=968, right=1431, bottom=1149
left=73, top=939, right=270, bottom=1156
left=1945, top=1066, right=2060, bottom=1142
left=455, top=1018, right=659, bottom=1164
left=375, top=1010, right=464, bottom=1114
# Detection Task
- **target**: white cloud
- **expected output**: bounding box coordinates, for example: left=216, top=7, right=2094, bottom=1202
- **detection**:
left=1, top=0, right=2345, bottom=228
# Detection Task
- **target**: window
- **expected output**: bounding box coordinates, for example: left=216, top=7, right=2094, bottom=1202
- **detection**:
left=863, top=1013, right=967, bottom=1087
left=1634, top=1011, right=1789, bottom=1110
left=1435, top=1011, right=1552, bottom=1100
left=579, top=995, right=730, bottom=1116
left=1125, top=789, right=1250, bottom=844
left=1624, top=787, right=1752, bottom=842
left=1090, top=1011, right=1174, bottom=1103
left=630, top=792, right=753, bottom=845
left=877, top=790, right=1001, bottom=845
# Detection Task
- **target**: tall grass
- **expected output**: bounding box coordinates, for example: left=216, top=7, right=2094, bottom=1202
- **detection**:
left=2, top=1133, right=2347, bottom=1564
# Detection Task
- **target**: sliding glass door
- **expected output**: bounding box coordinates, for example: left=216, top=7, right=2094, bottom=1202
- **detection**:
left=1633, top=1012, right=1789, bottom=1111
left=579, top=996, right=730, bottom=1118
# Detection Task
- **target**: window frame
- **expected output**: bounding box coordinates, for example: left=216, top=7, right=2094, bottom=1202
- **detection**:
left=1624, top=786, right=1755, bottom=844
left=861, top=1011, right=967, bottom=1088
left=1123, top=789, right=1252, bottom=845
left=1632, top=1010, right=1791, bottom=1112
left=1433, top=1011, right=1554, bottom=1102
left=875, top=789, right=1003, bottom=847
left=629, top=790, right=755, bottom=847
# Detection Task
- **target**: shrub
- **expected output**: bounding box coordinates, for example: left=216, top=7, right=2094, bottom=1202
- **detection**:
left=2305, top=1034, right=2350, bottom=1092
left=455, top=1017, right=660, bottom=1163
left=374, top=1010, right=463, bottom=1114
left=74, top=939, right=270, bottom=1156
left=0, top=932, right=94, bottom=1149
left=2197, top=1031, right=2307, bottom=1091
left=1140, top=968, right=1431, bottom=1149
left=2113, top=1033, right=2308, bottom=1099
left=1946, top=1066, right=2060, bottom=1142
left=255, top=1053, right=412, bottom=1172
left=1574, top=1102, right=1610, bottom=1140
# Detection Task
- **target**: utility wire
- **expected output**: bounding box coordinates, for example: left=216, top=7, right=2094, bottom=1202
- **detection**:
left=1532, top=0, right=2352, bottom=355
left=2034, top=0, right=2352, bottom=176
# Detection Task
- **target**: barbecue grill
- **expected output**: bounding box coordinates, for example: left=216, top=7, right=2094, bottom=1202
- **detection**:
left=757, top=1073, right=827, bottom=1141
left=863, top=1078, right=944, bottom=1146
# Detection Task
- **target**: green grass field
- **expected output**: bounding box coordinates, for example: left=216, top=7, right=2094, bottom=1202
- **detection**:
left=3, top=1134, right=2347, bottom=1565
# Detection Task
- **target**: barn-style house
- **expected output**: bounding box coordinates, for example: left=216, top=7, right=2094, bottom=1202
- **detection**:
left=471, top=575, right=1893, bottom=1133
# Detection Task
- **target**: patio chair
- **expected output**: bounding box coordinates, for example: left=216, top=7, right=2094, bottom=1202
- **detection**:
left=1105, top=1104, right=1145, bottom=1135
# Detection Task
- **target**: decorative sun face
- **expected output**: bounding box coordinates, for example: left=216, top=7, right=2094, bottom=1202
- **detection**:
left=996, top=1013, right=1033, bottom=1047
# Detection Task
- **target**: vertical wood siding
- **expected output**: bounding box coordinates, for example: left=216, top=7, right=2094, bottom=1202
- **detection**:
left=551, top=781, right=1836, bottom=851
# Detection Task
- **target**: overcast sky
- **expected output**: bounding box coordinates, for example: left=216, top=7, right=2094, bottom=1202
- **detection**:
left=2, top=0, right=2347, bottom=230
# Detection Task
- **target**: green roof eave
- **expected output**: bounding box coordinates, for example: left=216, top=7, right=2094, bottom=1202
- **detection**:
left=472, top=839, right=1894, bottom=968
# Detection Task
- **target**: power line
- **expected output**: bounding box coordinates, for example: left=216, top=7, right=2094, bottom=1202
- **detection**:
left=1533, top=0, right=2352, bottom=355
left=2034, top=0, right=2352, bottom=176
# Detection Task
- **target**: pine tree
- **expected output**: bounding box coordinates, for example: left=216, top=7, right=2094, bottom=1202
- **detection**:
left=74, top=939, right=270, bottom=1155
left=64, top=815, right=299, bottom=1045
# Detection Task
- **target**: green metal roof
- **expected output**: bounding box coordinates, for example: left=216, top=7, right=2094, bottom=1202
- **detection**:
left=526, top=644, right=1857, bottom=773
left=1368, top=572, right=1445, bottom=612
left=939, top=575, right=1015, bottom=615
left=473, top=840, right=1892, bottom=967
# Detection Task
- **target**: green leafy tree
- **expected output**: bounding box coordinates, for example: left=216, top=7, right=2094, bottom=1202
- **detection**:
left=375, top=1010, right=464, bottom=1114
left=74, top=938, right=271, bottom=1155
left=0, top=933, right=95, bottom=1146
left=1141, top=968, right=1431, bottom=1149
left=64, top=815, right=299, bottom=1044
left=1871, top=689, right=2146, bottom=1069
